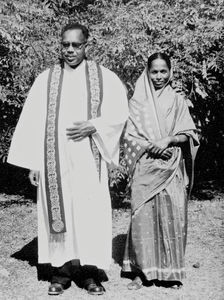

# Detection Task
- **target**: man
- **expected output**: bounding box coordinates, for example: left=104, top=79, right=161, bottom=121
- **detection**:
left=8, top=23, right=128, bottom=296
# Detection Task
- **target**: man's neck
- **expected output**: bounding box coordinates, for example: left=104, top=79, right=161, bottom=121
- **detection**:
left=64, top=59, right=85, bottom=70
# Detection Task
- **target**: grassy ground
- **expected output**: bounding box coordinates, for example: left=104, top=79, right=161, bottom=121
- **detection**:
left=0, top=192, right=223, bottom=300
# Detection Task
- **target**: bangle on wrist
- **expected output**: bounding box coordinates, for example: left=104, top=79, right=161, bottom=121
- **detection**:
left=174, top=136, right=179, bottom=144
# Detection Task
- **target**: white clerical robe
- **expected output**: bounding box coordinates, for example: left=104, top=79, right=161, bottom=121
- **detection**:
left=7, top=60, right=129, bottom=269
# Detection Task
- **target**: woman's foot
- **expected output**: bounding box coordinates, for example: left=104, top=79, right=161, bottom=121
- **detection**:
left=169, top=281, right=182, bottom=289
left=127, top=276, right=143, bottom=290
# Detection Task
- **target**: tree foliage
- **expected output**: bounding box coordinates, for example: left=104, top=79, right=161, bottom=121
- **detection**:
left=0, top=0, right=223, bottom=189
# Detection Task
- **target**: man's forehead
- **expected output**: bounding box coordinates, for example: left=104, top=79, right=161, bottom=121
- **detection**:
left=62, top=29, right=86, bottom=42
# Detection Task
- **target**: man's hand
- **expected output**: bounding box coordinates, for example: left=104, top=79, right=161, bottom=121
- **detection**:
left=29, top=170, right=39, bottom=186
left=66, top=121, right=96, bottom=141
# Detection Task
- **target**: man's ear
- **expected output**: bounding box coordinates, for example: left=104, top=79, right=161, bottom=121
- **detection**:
left=85, top=46, right=90, bottom=59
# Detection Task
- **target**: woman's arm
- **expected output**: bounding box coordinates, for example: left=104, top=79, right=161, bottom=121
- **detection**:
left=169, top=134, right=188, bottom=146
left=147, top=134, right=188, bottom=160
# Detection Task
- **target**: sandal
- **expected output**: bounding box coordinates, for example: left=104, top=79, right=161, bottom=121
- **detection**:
left=127, top=276, right=143, bottom=290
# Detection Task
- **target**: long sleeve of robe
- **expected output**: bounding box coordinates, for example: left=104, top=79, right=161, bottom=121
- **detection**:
left=7, top=61, right=129, bottom=269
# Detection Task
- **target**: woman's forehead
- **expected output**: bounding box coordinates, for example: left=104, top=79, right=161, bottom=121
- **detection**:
left=150, top=58, right=169, bottom=69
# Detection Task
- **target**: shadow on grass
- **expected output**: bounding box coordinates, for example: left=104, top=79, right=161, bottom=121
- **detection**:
left=11, top=233, right=129, bottom=281
left=11, top=237, right=52, bottom=282
left=11, top=237, right=108, bottom=283
left=112, top=234, right=135, bottom=280
left=0, top=163, right=37, bottom=201
left=112, top=234, right=127, bottom=266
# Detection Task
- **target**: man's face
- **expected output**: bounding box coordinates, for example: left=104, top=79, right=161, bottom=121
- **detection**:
left=61, top=29, right=87, bottom=68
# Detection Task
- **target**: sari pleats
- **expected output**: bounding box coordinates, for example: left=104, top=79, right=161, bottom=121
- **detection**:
left=123, top=161, right=187, bottom=281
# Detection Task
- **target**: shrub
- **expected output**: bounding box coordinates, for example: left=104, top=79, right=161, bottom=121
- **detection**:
left=0, top=0, right=223, bottom=194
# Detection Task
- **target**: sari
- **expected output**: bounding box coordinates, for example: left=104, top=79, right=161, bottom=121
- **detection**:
left=122, top=67, right=199, bottom=281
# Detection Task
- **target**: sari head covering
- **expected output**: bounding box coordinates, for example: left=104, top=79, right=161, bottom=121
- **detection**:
left=123, top=59, right=199, bottom=212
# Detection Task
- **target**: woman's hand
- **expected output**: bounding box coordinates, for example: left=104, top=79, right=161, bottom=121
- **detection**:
left=160, top=148, right=173, bottom=160
left=146, top=135, right=188, bottom=160
left=29, top=170, right=39, bottom=186
left=146, top=137, right=172, bottom=160
left=153, top=137, right=171, bottom=151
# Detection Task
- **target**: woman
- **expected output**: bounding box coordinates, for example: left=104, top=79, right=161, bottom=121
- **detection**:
left=122, top=53, right=199, bottom=289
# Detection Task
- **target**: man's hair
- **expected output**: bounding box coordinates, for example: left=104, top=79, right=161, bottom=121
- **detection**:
left=61, top=23, right=89, bottom=40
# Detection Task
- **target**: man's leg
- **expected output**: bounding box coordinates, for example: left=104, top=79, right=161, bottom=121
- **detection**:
left=48, top=261, right=72, bottom=295
left=81, top=265, right=105, bottom=295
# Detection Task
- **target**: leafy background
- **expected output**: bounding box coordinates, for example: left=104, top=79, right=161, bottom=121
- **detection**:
left=0, top=0, right=224, bottom=196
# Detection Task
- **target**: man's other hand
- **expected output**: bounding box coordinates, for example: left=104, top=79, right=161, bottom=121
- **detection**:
left=29, top=170, right=39, bottom=186
left=66, top=121, right=96, bottom=141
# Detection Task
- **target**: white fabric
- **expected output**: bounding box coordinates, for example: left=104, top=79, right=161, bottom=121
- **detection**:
left=7, top=60, right=128, bottom=268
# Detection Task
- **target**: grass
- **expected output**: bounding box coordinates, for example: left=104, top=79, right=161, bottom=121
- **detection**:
left=0, top=192, right=223, bottom=300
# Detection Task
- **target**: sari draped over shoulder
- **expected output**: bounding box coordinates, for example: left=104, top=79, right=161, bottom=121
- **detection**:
left=122, top=68, right=199, bottom=281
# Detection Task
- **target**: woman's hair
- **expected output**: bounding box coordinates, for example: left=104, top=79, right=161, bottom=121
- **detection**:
left=147, top=52, right=171, bottom=70
left=61, top=22, right=89, bottom=40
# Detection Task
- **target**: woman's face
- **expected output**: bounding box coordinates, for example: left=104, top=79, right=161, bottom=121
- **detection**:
left=148, top=58, right=170, bottom=90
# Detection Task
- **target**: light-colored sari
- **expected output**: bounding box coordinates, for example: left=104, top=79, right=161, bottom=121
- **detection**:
left=122, top=67, right=199, bottom=281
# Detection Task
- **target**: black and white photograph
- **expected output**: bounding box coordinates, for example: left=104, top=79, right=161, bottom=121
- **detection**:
left=0, top=0, right=223, bottom=299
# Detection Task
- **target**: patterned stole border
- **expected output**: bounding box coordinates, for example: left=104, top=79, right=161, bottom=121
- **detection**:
left=44, top=61, right=102, bottom=234
left=85, top=60, right=103, bottom=178
left=45, top=65, right=66, bottom=234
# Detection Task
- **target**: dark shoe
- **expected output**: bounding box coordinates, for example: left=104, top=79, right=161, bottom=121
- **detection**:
left=48, top=283, right=64, bottom=295
left=127, top=276, right=143, bottom=290
left=83, top=278, right=105, bottom=295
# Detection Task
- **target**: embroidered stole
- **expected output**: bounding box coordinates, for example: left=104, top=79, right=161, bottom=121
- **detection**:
left=45, top=61, right=103, bottom=234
